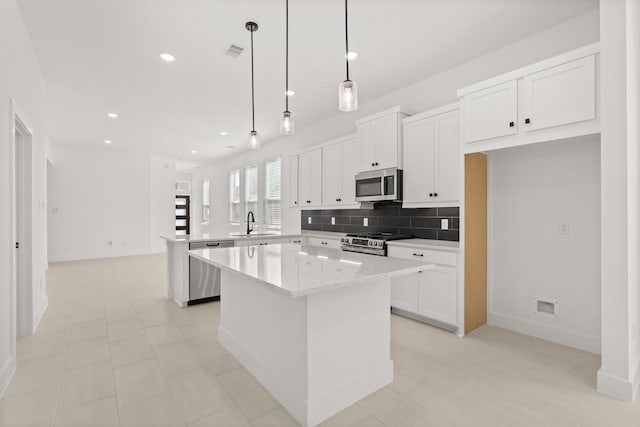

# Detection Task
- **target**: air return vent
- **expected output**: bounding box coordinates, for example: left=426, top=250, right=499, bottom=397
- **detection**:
left=534, top=297, right=559, bottom=318
left=224, top=44, right=244, bottom=58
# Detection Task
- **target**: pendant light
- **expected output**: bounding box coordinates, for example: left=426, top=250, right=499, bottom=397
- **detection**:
left=280, top=0, right=294, bottom=135
left=246, top=21, right=260, bottom=150
left=338, top=0, right=357, bottom=111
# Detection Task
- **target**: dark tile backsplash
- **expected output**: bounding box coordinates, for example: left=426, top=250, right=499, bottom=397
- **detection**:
left=301, top=203, right=460, bottom=241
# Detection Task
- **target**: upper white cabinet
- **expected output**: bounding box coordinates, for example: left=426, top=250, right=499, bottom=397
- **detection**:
left=288, top=155, right=299, bottom=208
left=298, top=148, right=322, bottom=208
left=522, top=55, right=596, bottom=132
left=458, top=43, right=599, bottom=153
left=322, top=135, right=359, bottom=208
left=357, top=107, right=409, bottom=171
left=403, top=103, right=460, bottom=207
left=461, top=81, right=517, bottom=143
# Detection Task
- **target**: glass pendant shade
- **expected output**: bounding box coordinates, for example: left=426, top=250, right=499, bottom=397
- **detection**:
left=248, top=130, right=260, bottom=150
left=280, top=111, right=294, bottom=135
left=339, top=80, right=358, bottom=112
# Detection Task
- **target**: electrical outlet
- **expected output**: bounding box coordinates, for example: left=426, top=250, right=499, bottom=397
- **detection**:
left=308, top=217, right=312, bottom=224
left=363, top=218, right=368, bottom=226
left=331, top=217, right=335, bottom=225
left=559, top=221, right=570, bottom=235
left=441, top=219, right=449, bottom=230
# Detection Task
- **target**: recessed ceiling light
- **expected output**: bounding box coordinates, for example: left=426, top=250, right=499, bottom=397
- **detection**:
left=107, top=112, right=118, bottom=119
left=284, top=90, right=295, bottom=96
left=104, top=139, right=112, bottom=144
left=219, top=131, right=228, bottom=136
left=346, top=51, right=358, bottom=60
left=191, top=150, right=198, bottom=154
left=160, top=53, right=175, bottom=62
left=225, top=145, right=235, bottom=149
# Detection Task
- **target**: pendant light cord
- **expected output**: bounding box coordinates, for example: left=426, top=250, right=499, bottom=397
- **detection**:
left=345, top=0, right=349, bottom=81
left=285, top=0, right=289, bottom=111
left=251, top=26, right=256, bottom=132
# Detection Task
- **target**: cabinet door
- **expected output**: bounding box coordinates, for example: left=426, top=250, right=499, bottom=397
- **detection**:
left=322, top=143, right=343, bottom=207
left=288, top=155, right=299, bottom=208
left=403, top=118, right=435, bottom=204
left=341, top=138, right=359, bottom=205
left=391, top=274, right=420, bottom=314
left=418, top=265, right=457, bottom=326
left=523, top=55, right=595, bottom=132
left=298, top=151, right=316, bottom=207
left=358, top=120, right=376, bottom=171
left=374, top=114, right=399, bottom=170
left=434, top=110, right=460, bottom=203
left=309, top=149, right=323, bottom=207
left=461, top=80, right=517, bottom=143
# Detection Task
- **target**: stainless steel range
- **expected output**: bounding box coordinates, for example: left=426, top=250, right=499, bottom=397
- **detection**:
left=340, top=232, right=412, bottom=256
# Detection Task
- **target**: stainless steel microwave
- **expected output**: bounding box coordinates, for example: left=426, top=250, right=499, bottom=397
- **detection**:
left=355, top=168, right=403, bottom=202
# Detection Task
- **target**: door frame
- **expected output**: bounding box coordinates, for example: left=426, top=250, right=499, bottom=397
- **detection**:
left=9, top=98, right=34, bottom=345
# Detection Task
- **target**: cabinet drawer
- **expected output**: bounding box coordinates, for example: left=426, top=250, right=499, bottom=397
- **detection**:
left=387, top=246, right=457, bottom=266
left=306, top=237, right=341, bottom=249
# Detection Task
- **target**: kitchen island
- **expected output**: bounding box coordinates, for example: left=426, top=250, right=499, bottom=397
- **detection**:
left=189, top=243, right=432, bottom=427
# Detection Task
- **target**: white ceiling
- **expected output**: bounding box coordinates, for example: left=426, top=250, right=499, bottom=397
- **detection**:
left=18, top=0, right=598, bottom=164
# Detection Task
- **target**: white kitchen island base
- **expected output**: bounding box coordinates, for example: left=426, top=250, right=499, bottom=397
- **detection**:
left=218, top=269, right=393, bottom=427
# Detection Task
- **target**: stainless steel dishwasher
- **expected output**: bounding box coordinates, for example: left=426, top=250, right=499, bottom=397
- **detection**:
left=188, top=240, right=234, bottom=305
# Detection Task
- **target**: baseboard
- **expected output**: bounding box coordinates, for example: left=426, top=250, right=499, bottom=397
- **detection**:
left=0, top=355, right=16, bottom=397
left=33, top=295, right=48, bottom=333
left=488, top=311, right=600, bottom=354
left=597, top=369, right=635, bottom=402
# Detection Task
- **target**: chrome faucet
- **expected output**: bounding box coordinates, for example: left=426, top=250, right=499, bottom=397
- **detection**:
left=246, top=211, right=255, bottom=235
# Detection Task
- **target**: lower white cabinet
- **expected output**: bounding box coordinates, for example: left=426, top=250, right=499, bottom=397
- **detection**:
left=388, top=245, right=458, bottom=327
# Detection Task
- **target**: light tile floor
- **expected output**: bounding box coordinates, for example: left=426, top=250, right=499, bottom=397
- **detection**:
left=0, top=253, right=638, bottom=426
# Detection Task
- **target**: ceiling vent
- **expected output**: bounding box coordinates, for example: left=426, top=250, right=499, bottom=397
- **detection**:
left=224, top=44, right=244, bottom=58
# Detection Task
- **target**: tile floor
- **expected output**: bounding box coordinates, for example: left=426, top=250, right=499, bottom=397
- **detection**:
left=0, top=253, right=638, bottom=426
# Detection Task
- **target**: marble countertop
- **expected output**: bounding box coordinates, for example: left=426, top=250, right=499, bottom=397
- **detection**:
left=387, top=239, right=460, bottom=251
left=160, top=232, right=295, bottom=244
left=189, top=243, right=432, bottom=298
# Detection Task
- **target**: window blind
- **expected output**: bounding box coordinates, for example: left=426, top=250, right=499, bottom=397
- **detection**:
left=229, top=169, right=241, bottom=223
left=264, top=157, right=281, bottom=227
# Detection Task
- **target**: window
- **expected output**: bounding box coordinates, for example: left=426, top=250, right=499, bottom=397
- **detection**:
left=229, top=169, right=241, bottom=223
left=202, top=177, right=210, bottom=224
left=175, top=195, right=190, bottom=235
left=245, top=164, right=258, bottom=220
left=264, top=157, right=281, bottom=227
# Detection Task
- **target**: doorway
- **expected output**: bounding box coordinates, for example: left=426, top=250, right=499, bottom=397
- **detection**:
left=11, top=102, right=34, bottom=340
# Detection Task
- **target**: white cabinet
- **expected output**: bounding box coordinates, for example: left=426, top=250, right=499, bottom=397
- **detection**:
left=388, top=245, right=458, bottom=328
left=458, top=44, right=599, bottom=152
left=357, top=107, right=409, bottom=171
left=461, top=81, right=517, bottom=143
left=403, top=104, right=460, bottom=207
left=322, top=136, right=358, bottom=207
left=306, top=236, right=341, bottom=249
left=522, top=55, right=596, bottom=132
left=288, top=155, right=299, bottom=208
left=298, top=148, right=322, bottom=208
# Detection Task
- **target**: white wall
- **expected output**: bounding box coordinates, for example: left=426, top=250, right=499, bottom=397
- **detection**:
left=197, top=9, right=600, bottom=236
left=48, top=146, right=150, bottom=261
left=0, top=0, right=48, bottom=394
left=487, top=137, right=601, bottom=353
left=150, top=156, right=176, bottom=253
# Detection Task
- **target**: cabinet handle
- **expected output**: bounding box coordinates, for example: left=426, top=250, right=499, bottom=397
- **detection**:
left=294, top=201, right=297, bottom=204
left=375, top=162, right=379, bottom=166
left=434, top=193, right=438, bottom=197
left=371, top=162, right=375, bottom=167
left=412, top=253, right=424, bottom=257
left=509, top=121, right=514, bottom=127
left=206, top=242, right=220, bottom=247
left=259, top=242, right=268, bottom=246
left=417, top=270, right=423, bottom=274
left=429, top=193, right=433, bottom=197
left=321, top=241, right=328, bottom=245
left=525, top=118, right=531, bottom=124
left=338, top=198, right=342, bottom=202
left=293, top=240, right=301, bottom=243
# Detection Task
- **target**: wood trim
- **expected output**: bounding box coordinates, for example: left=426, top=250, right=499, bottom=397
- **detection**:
left=464, top=153, right=487, bottom=333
